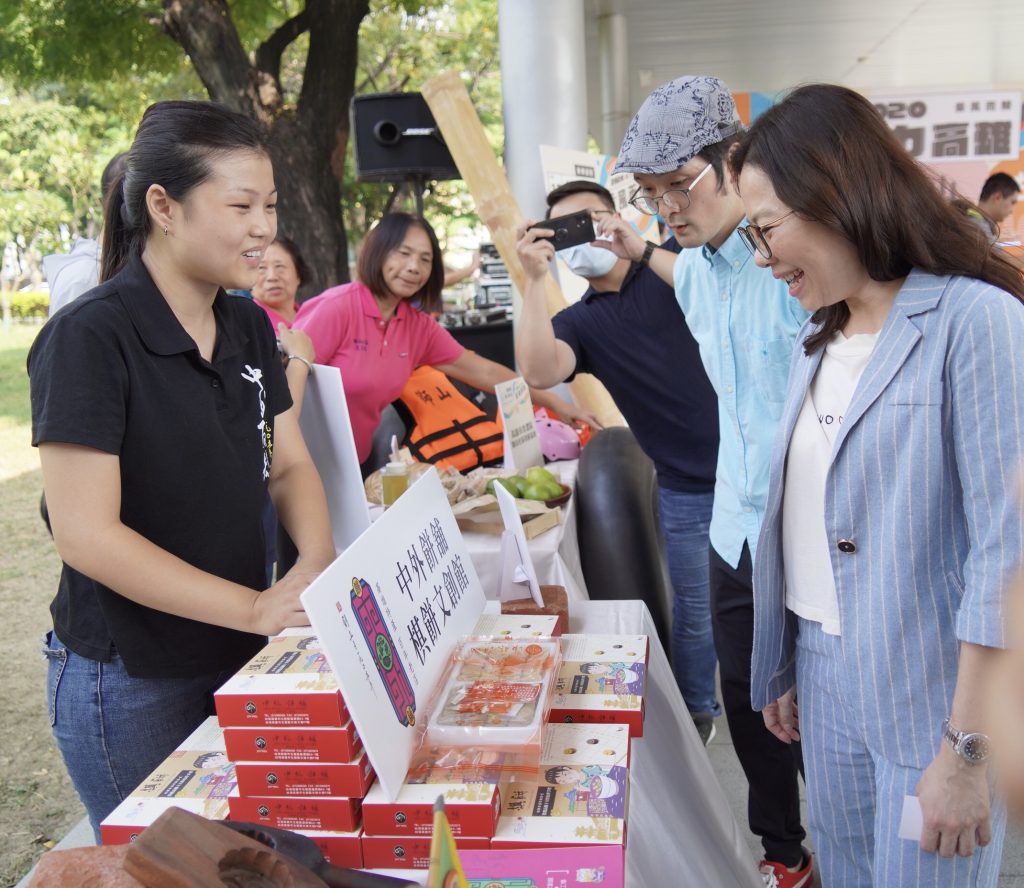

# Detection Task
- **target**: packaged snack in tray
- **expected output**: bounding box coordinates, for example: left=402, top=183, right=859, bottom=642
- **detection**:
left=425, top=638, right=560, bottom=747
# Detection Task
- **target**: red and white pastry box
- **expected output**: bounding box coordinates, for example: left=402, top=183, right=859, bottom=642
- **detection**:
left=228, top=789, right=362, bottom=833
left=549, top=634, right=649, bottom=737
left=100, top=717, right=234, bottom=844
left=214, top=632, right=349, bottom=728
left=360, top=834, right=491, bottom=870
left=233, top=748, right=375, bottom=799
left=361, top=775, right=501, bottom=839
left=223, top=720, right=361, bottom=764
left=491, top=722, right=630, bottom=850
left=472, top=613, right=563, bottom=638
left=299, top=828, right=364, bottom=869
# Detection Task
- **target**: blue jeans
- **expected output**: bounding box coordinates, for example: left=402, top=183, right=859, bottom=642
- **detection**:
left=43, top=631, right=234, bottom=841
left=656, top=487, right=720, bottom=716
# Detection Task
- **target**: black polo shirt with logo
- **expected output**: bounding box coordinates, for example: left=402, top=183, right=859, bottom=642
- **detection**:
left=552, top=238, right=719, bottom=493
left=29, top=254, right=291, bottom=678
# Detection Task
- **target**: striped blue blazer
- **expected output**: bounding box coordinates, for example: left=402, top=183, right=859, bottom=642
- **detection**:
left=751, top=269, right=1024, bottom=768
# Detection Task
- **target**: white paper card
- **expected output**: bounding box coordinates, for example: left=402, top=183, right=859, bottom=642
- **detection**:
left=495, top=376, right=543, bottom=475
left=298, top=364, right=370, bottom=553
left=494, top=482, right=543, bottom=606
left=898, top=794, right=924, bottom=841
left=300, top=469, right=486, bottom=801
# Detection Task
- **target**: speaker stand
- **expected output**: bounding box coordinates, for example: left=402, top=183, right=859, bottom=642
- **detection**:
left=382, top=172, right=430, bottom=217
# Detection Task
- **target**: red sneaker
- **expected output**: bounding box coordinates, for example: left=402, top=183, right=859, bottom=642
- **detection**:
left=758, top=849, right=814, bottom=888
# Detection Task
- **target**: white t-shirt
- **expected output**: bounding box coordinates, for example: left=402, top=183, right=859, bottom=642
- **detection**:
left=782, top=331, right=877, bottom=635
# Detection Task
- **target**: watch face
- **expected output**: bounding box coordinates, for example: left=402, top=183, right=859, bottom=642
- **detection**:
left=962, top=733, right=991, bottom=763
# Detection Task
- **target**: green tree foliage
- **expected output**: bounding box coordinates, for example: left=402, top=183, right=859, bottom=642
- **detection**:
left=0, top=88, right=133, bottom=294
left=0, top=0, right=502, bottom=293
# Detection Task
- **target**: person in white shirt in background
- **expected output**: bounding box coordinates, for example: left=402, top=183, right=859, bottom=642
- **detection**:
left=43, top=152, right=127, bottom=317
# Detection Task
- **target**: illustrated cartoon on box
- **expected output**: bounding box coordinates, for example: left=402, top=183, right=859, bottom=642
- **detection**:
left=543, top=762, right=628, bottom=819
left=350, top=575, right=416, bottom=726
left=563, top=661, right=646, bottom=696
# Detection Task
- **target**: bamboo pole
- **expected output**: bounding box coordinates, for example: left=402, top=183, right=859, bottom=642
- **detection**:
left=421, top=71, right=624, bottom=429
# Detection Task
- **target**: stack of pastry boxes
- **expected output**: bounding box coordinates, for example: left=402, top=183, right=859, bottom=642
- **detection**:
left=549, top=634, right=649, bottom=737
left=213, top=629, right=371, bottom=868
left=360, top=613, right=563, bottom=869
left=488, top=632, right=648, bottom=858
left=99, top=716, right=236, bottom=844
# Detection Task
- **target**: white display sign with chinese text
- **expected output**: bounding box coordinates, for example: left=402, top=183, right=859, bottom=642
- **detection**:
left=298, top=364, right=370, bottom=554
left=495, top=376, right=543, bottom=474
left=300, top=469, right=485, bottom=800
left=871, top=90, right=1022, bottom=163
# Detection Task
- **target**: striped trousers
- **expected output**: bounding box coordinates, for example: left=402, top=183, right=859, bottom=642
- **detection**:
left=794, top=617, right=1006, bottom=887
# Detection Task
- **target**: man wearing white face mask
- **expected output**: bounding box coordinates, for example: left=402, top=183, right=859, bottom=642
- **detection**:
left=516, top=180, right=721, bottom=745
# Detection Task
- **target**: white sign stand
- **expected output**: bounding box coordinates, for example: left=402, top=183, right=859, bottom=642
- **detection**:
left=493, top=482, right=544, bottom=606
left=300, top=469, right=485, bottom=801
left=495, top=376, right=543, bottom=475
left=298, top=364, right=370, bottom=554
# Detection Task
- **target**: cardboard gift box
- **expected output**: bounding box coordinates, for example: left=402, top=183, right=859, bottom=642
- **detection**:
left=228, top=789, right=361, bottom=833
left=361, top=774, right=501, bottom=838
left=214, top=632, right=349, bottom=728
left=360, top=834, right=490, bottom=870
left=549, top=634, right=649, bottom=736
left=100, top=718, right=234, bottom=845
left=299, top=828, right=364, bottom=869
left=223, top=720, right=361, bottom=764
left=233, top=748, right=375, bottom=799
left=490, top=722, right=630, bottom=850
left=460, top=844, right=625, bottom=888
left=471, top=612, right=562, bottom=638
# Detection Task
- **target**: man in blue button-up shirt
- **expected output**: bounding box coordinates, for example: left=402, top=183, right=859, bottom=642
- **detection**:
left=600, top=75, right=812, bottom=887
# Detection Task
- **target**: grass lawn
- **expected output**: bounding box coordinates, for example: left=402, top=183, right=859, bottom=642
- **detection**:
left=0, top=323, right=84, bottom=887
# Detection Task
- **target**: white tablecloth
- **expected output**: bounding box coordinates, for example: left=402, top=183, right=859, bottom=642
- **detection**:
left=461, top=459, right=588, bottom=602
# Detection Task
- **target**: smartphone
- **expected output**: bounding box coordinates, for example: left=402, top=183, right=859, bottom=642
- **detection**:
left=529, top=210, right=596, bottom=251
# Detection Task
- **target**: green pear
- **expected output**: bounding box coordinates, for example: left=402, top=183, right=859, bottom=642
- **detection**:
left=526, top=465, right=558, bottom=485
left=505, top=475, right=528, bottom=497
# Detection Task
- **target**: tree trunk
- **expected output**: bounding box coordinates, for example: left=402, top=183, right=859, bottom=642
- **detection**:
left=268, top=112, right=350, bottom=299
left=160, top=0, right=369, bottom=296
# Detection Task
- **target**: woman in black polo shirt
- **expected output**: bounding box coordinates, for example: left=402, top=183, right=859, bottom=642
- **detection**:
left=28, top=101, right=335, bottom=837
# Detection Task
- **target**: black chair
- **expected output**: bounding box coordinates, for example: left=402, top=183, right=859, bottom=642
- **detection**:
left=574, top=427, right=674, bottom=655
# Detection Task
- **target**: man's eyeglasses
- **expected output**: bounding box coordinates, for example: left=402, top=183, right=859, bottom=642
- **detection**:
left=736, top=210, right=796, bottom=260
left=628, top=164, right=713, bottom=216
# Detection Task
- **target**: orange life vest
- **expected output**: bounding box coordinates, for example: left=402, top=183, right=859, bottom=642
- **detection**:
left=396, top=365, right=504, bottom=471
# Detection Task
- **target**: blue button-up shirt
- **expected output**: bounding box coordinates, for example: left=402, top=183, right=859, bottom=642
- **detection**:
left=673, top=226, right=809, bottom=567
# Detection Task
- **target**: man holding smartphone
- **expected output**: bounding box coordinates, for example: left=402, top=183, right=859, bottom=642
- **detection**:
left=593, top=76, right=813, bottom=888
left=515, top=181, right=721, bottom=745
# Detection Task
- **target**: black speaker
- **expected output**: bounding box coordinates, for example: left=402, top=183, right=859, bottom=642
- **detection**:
left=351, top=92, right=460, bottom=183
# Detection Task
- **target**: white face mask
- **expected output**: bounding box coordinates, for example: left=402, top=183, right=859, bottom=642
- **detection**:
left=558, top=242, right=618, bottom=279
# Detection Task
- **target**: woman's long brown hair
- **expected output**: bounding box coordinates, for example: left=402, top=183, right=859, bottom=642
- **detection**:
left=729, top=84, right=1024, bottom=354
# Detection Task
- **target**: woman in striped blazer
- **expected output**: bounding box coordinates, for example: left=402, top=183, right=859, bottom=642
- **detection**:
left=728, top=84, right=1024, bottom=887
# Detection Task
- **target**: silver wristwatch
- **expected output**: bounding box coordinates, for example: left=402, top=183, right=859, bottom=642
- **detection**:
left=942, top=718, right=991, bottom=765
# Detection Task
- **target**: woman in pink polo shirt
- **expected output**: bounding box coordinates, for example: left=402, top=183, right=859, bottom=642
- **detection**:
left=250, top=236, right=316, bottom=405
left=253, top=236, right=306, bottom=328
left=294, top=213, right=596, bottom=468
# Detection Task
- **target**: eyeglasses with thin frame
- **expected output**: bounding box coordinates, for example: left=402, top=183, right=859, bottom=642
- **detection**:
left=628, top=164, right=714, bottom=216
left=736, top=210, right=796, bottom=259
